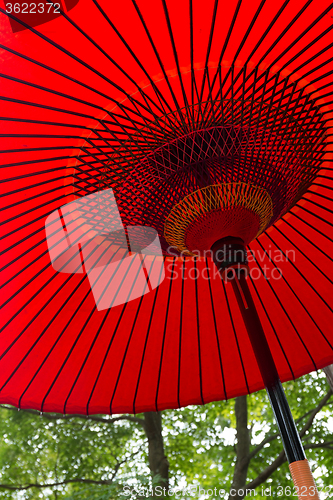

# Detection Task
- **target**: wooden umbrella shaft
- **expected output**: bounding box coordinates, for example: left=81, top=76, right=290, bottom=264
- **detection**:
left=211, top=238, right=319, bottom=499
left=230, top=272, right=305, bottom=463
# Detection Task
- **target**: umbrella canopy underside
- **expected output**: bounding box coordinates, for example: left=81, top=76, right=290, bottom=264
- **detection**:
left=0, top=0, right=332, bottom=414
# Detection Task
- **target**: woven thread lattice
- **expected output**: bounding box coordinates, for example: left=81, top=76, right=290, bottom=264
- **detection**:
left=164, top=183, right=273, bottom=254
left=72, top=97, right=326, bottom=255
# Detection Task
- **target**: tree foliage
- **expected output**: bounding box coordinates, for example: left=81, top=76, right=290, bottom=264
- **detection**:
left=0, top=371, right=332, bottom=499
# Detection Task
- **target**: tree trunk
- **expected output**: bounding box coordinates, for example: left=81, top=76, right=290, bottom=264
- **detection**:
left=323, top=364, right=333, bottom=391
left=144, top=412, right=169, bottom=496
left=229, top=396, right=251, bottom=500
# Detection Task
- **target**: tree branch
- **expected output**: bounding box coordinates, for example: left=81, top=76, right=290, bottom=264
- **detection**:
left=295, top=390, right=332, bottom=428
left=304, top=440, right=333, bottom=451
left=299, top=389, right=332, bottom=439
left=0, top=477, right=115, bottom=491
left=0, top=405, right=145, bottom=427
left=246, top=450, right=286, bottom=490
left=249, top=389, right=332, bottom=461
left=248, top=432, right=279, bottom=460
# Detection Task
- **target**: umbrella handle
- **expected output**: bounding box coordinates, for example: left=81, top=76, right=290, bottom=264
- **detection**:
left=289, top=460, right=320, bottom=500
left=266, top=382, right=319, bottom=500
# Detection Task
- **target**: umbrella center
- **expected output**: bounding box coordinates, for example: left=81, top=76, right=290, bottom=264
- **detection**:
left=163, top=182, right=273, bottom=255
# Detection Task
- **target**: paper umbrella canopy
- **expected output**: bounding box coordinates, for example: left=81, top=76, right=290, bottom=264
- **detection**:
left=0, top=0, right=332, bottom=417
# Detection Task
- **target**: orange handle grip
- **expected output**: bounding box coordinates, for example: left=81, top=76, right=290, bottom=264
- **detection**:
left=289, top=459, right=320, bottom=500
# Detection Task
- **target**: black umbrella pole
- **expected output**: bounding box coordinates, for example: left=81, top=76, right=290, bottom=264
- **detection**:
left=211, top=238, right=320, bottom=500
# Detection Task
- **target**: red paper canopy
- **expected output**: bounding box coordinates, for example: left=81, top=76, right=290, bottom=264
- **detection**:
left=0, top=0, right=332, bottom=415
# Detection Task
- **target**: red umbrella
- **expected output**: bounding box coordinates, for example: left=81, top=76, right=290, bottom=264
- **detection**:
left=0, top=0, right=332, bottom=496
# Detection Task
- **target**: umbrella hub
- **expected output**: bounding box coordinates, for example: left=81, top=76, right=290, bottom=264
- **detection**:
left=211, top=236, right=249, bottom=280
left=163, top=182, right=273, bottom=255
